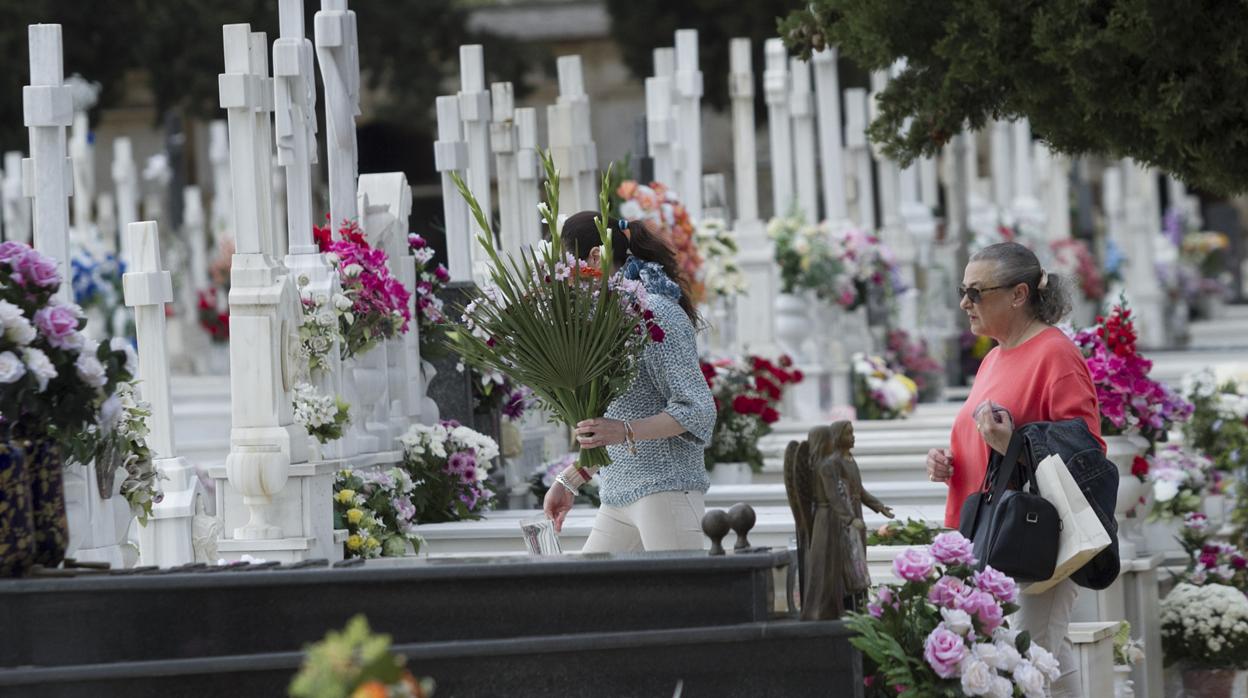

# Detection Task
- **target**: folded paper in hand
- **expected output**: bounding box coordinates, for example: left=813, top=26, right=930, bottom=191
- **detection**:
left=1025, top=454, right=1111, bottom=594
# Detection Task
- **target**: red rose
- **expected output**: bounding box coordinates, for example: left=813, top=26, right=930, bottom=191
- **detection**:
left=761, top=407, right=780, bottom=424
left=779, top=354, right=794, bottom=368
left=732, top=394, right=755, bottom=415
left=1131, top=455, right=1149, bottom=478
left=791, top=369, right=804, bottom=383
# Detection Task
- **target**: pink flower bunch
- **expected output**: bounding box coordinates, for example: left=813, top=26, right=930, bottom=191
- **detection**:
left=855, top=531, right=1058, bottom=696
left=407, top=233, right=451, bottom=355
left=1180, top=512, right=1248, bottom=590
left=317, top=220, right=412, bottom=359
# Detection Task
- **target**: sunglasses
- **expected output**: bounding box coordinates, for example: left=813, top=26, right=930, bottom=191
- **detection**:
left=958, top=285, right=1009, bottom=304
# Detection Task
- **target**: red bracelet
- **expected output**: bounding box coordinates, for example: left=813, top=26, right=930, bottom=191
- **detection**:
left=575, top=466, right=592, bottom=483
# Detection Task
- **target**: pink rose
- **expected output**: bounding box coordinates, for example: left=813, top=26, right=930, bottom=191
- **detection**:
left=974, top=595, right=1005, bottom=634
left=929, top=531, right=976, bottom=566
left=13, top=249, right=60, bottom=288
left=893, top=548, right=936, bottom=582
left=0, top=241, right=28, bottom=263
left=34, top=304, right=82, bottom=350
left=974, top=565, right=1018, bottom=604
left=928, top=575, right=966, bottom=607
left=923, top=624, right=966, bottom=678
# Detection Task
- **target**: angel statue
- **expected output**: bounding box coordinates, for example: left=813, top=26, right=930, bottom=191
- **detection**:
left=785, top=421, right=894, bottom=620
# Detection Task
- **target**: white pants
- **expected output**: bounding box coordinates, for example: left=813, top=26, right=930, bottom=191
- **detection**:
left=1018, top=578, right=1081, bottom=698
left=581, top=490, right=705, bottom=553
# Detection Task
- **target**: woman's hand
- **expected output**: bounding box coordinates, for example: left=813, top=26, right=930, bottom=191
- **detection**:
left=975, top=400, right=1015, bottom=455
left=543, top=482, right=575, bottom=533
left=574, top=418, right=627, bottom=449
left=926, top=448, right=953, bottom=483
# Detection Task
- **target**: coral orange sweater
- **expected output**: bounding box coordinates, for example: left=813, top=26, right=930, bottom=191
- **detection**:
left=946, top=327, right=1105, bottom=528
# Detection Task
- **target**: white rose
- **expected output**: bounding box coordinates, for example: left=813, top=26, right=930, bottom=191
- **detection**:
left=1027, top=644, right=1061, bottom=681
left=316, top=309, right=336, bottom=327
left=0, top=351, right=25, bottom=384
left=75, top=352, right=107, bottom=389
left=0, top=300, right=22, bottom=327
left=97, top=392, right=123, bottom=436
left=333, top=294, right=352, bottom=311
left=343, top=263, right=364, bottom=278
left=5, top=315, right=35, bottom=345
left=959, top=656, right=996, bottom=696
left=942, top=607, right=974, bottom=636
left=1154, top=479, right=1180, bottom=503
left=986, top=676, right=1015, bottom=698
left=1013, top=661, right=1046, bottom=698
left=314, top=293, right=330, bottom=307
left=992, top=640, right=1022, bottom=672
left=22, top=347, right=56, bottom=392
left=324, top=252, right=341, bottom=266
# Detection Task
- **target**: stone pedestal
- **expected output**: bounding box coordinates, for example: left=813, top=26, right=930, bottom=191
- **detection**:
left=1122, top=553, right=1165, bottom=698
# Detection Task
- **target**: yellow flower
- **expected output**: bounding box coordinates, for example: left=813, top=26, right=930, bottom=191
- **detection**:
left=346, top=508, right=364, bottom=525
left=346, top=534, right=362, bottom=551
left=335, top=489, right=356, bottom=505
left=896, top=374, right=918, bottom=394
left=350, top=681, right=388, bottom=698
left=364, top=536, right=382, bottom=550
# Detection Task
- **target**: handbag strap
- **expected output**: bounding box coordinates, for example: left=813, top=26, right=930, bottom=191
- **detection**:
left=964, top=430, right=1028, bottom=536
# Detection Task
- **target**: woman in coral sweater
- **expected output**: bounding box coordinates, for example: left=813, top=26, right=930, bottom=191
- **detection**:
left=927, top=242, right=1103, bottom=698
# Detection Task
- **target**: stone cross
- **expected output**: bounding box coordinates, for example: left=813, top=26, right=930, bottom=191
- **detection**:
left=653, top=47, right=683, bottom=192
left=67, top=76, right=99, bottom=244
left=122, top=220, right=197, bottom=565
left=729, top=38, right=759, bottom=225
left=645, top=74, right=677, bottom=188
left=555, top=55, right=598, bottom=212
left=184, top=187, right=209, bottom=312
left=490, top=82, right=522, bottom=259
left=919, top=157, right=939, bottom=210
left=24, top=24, right=74, bottom=301
left=763, top=39, right=793, bottom=218
left=274, top=0, right=320, bottom=257
left=812, top=48, right=848, bottom=224
left=459, top=45, right=494, bottom=238
left=314, top=0, right=361, bottom=226
left=843, top=88, right=875, bottom=230
left=789, top=57, right=819, bottom=224
left=2, top=151, right=30, bottom=243
left=1121, top=161, right=1166, bottom=348
left=112, top=137, right=139, bottom=262
left=220, top=27, right=275, bottom=257
left=1009, top=118, right=1045, bottom=233
left=1035, top=147, right=1071, bottom=243
left=989, top=120, right=1012, bottom=212
left=674, top=29, right=703, bottom=220
left=435, top=95, right=472, bottom=281
left=868, top=70, right=899, bottom=232
left=513, top=106, right=542, bottom=254
left=208, top=119, right=233, bottom=239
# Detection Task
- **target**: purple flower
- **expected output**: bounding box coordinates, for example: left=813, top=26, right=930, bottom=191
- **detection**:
left=447, top=450, right=476, bottom=473
left=929, top=531, right=976, bottom=566
left=434, top=265, right=450, bottom=283
left=12, top=248, right=60, bottom=288
left=34, top=304, right=82, bottom=350
left=892, top=548, right=936, bottom=582
left=928, top=575, right=966, bottom=607
left=973, top=565, right=1018, bottom=604
left=408, top=233, right=427, bottom=250
left=923, top=624, right=966, bottom=679
left=0, top=241, right=28, bottom=263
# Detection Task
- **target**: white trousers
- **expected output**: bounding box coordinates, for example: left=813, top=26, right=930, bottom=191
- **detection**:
left=1018, top=578, right=1081, bottom=698
left=581, top=490, right=705, bottom=553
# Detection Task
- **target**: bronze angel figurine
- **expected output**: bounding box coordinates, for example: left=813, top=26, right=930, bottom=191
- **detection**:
left=785, top=421, right=894, bottom=620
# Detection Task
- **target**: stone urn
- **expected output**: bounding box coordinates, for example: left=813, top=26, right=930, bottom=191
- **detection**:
left=773, top=293, right=810, bottom=363
left=1112, top=664, right=1135, bottom=698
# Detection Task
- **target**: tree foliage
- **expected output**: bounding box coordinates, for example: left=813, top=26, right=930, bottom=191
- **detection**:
left=780, top=0, right=1248, bottom=194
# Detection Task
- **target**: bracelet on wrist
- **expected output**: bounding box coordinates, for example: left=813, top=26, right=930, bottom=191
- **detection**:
left=623, top=420, right=639, bottom=455
left=555, top=472, right=580, bottom=496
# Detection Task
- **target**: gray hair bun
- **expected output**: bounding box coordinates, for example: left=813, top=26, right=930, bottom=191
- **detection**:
left=970, top=242, right=1072, bottom=324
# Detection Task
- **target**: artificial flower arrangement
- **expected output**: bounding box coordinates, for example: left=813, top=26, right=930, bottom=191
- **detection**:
left=296, top=276, right=351, bottom=377
left=288, top=615, right=434, bottom=698
left=472, top=371, right=531, bottom=422
left=1113, top=621, right=1146, bottom=669
left=313, top=218, right=412, bottom=361
left=1145, top=446, right=1213, bottom=521
left=529, top=452, right=601, bottom=507
left=1182, top=369, right=1248, bottom=475
left=1177, top=512, right=1248, bottom=589
left=1067, top=298, right=1192, bottom=446
left=293, top=382, right=352, bottom=445
left=616, top=179, right=705, bottom=304
left=867, top=518, right=944, bottom=547
left=447, top=154, right=664, bottom=470
left=398, top=420, right=498, bottom=523
left=884, top=329, right=943, bottom=403
left=406, top=233, right=452, bottom=358
left=71, top=244, right=129, bottom=340
left=1048, top=238, right=1105, bottom=303
left=852, top=353, right=918, bottom=420
left=695, top=217, right=747, bottom=299
left=333, top=467, right=424, bottom=559
left=700, top=354, right=802, bottom=473
left=1161, top=582, right=1248, bottom=671
left=0, top=242, right=137, bottom=464
left=96, top=381, right=162, bottom=524
left=196, top=237, right=233, bottom=344
left=850, top=531, right=1062, bottom=697
left=768, top=214, right=903, bottom=311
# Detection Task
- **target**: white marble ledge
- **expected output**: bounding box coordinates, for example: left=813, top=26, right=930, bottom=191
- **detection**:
left=1068, top=621, right=1118, bottom=644
left=208, top=458, right=345, bottom=480
left=217, top=536, right=314, bottom=552
left=1122, top=552, right=1166, bottom=573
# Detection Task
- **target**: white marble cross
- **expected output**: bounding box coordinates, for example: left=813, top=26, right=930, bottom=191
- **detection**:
left=652, top=47, right=682, bottom=192
left=812, top=48, right=848, bottom=225
left=728, top=38, right=759, bottom=226
left=184, top=187, right=209, bottom=300
left=24, top=24, right=74, bottom=301
left=208, top=120, right=233, bottom=240
left=1009, top=118, right=1045, bottom=233
left=989, top=119, right=1013, bottom=212
left=314, top=0, right=361, bottom=226
left=513, top=106, right=542, bottom=254
left=112, top=137, right=139, bottom=262
left=491, top=82, right=522, bottom=260
left=220, top=26, right=275, bottom=257
left=674, top=30, right=703, bottom=220
left=459, top=45, right=493, bottom=237
left=122, top=220, right=197, bottom=565
left=275, top=0, right=320, bottom=257
left=67, top=76, right=99, bottom=245
left=435, top=95, right=472, bottom=281
left=789, top=57, right=819, bottom=224
left=554, top=55, right=598, bottom=212
left=843, top=88, right=875, bottom=230
left=763, top=39, right=793, bottom=218
left=645, top=74, right=676, bottom=188
left=2, top=151, right=30, bottom=244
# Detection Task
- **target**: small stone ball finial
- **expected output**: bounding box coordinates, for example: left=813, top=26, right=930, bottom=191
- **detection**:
left=701, top=509, right=731, bottom=556
left=728, top=502, right=757, bottom=551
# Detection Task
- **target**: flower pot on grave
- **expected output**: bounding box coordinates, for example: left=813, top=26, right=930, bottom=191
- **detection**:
left=774, top=293, right=810, bottom=362
left=708, top=462, right=749, bottom=486
left=1105, top=434, right=1150, bottom=558
left=1113, top=664, right=1136, bottom=698
left=29, top=439, right=68, bottom=570
left=0, top=442, right=35, bottom=577
left=1181, top=668, right=1242, bottom=698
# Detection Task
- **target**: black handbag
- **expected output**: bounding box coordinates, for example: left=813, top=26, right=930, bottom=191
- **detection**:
left=957, top=431, right=1060, bottom=582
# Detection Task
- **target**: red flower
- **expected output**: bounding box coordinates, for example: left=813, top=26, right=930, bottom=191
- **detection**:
left=732, top=395, right=763, bottom=415
left=756, top=375, right=782, bottom=401
left=778, top=354, right=794, bottom=368
left=761, top=407, right=780, bottom=424
left=700, top=362, right=716, bottom=387
left=791, top=369, right=804, bottom=383
left=648, top=323, right=666, bottom=343
left=1131, top=455, right=1149, bottom=478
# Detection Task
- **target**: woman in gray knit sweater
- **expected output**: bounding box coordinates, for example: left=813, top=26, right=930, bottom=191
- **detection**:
left=543, top=212, right=717, bottom=553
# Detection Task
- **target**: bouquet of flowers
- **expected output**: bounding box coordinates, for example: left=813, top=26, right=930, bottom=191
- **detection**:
left=1113, top=621, right=1146, bottom=668
left=289, top=615, right=434, bottom=698
left=407, top=233, right=452, bottom=358
left=616, top=179, right=705, bottom=303
left=867, top=518, right=943, bottom=547
left=768, top=213, right=823, bottom=295
left=314, top=219, right=412, bottom=360
left=1161, top=582, right=1248, bottom=669
left=852, top=353, right=918, bottom=420
left=1182, top=231, right=1231, bottom=279
left=398, top=420, right=498, bottom=523
left=293, top=382, right=351, bottom=444
left=885, top=329, right=943, bottom=403
left=768, top=215, right=903, bottom=311
left=1049, top=238, right=1105, bottom=302
left=448, top=155, right=664, bottom=469
left=1147, top=446, right=1213, bottom=520
left=96, top=381, right=161, bottom=524
left=695, top=218, right=747, bottom=299
left=1182, top=369, right=1248, bottom=474
left=701, top=354, right=802, bottom=472
left=472, top=371, right=531, bottom=423
left=1067, top=298, right=1192, bottom=445
left=297, top=278, right=351, bottom=377
left=70, top=245, right=129, bottom=339
left=1178, top=512, right=1248, bottom=589
left=529, top=452, right=601, bottom=507
left=333, top=467, right=423, bottom=559
left=197, top=237, right=233, bottom=344
left=0, top=242, right=136, bottom=464
left=850, top=531, right=1061, bottom=697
